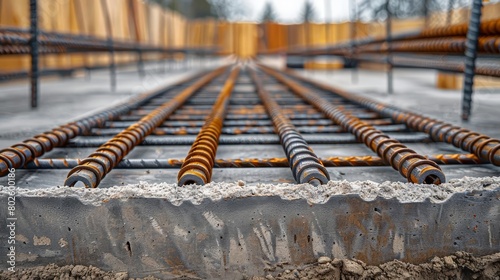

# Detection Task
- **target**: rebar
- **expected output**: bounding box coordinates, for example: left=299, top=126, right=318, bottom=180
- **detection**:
left=25, top=154, right=484, bottom=169
left=462, top=0, right=483, bottom=121
left=0, top=69, right=214, bottom=177
left=285, top=68, right=500, bottom=167
left=250, top=68, right=329, bottom=185
left=30, top=0, right=38, bottom=108
left=91, top=123, right=406, bottom=136
left=68, top=133, right=429, bottom=147
left=260, top=64, right=446, bottom=184
left=177, top=66, right=240, bottom=186
left=360, top=36, right=500, bottom=54
left=63, top=67, right=227, bottom=188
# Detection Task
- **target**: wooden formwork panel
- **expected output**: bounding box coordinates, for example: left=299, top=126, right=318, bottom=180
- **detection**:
left=1, top=1, right=500, bottom=71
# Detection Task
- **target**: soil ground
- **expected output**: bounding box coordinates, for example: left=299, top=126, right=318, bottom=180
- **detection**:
left=1, top=251, right=499, bottom=279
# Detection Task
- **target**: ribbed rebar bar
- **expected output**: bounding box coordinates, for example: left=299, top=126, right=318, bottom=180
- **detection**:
left=25, top=154, right=484, bottom=169
left=359, top=36, right=500, bottom=54
left=249, top=68, right=329, bottom=185
left=67, top=133, right=429, bottom=147
left=29, top=0, right=38, bottom=108
left=356, top=54, right=500, bottom=78
left=0, top=69, right=214, bottom=177
left=177, top=66, right=241, bottom=186
left=91, top=123, right=407, bottom=136
left=260, top=64, right=446, bottom=184
left=63, top=67, right=227, bottom=188
left=285, top=67, right=500, bottom=168
left=462, top=0, right=483, bottom=121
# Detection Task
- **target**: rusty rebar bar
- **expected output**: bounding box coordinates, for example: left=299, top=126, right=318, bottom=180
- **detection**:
left=259, top=64, right=446, bottom=184
left=24, top=154, right=484, bottom=169
left=285, top=67, right=500, bottom=168
left=249, top=68, right=329, bottom=185
left=67, top=133, right=429, bottom=147
left=63, top=66, right=227, bottom=188
left=0, top=69, right=215, bottom=177
left=177, top=66, right=241, bottom=186
left=359, top=36, right=500, bottom=54
left=91, top=123, right=407, bottom=136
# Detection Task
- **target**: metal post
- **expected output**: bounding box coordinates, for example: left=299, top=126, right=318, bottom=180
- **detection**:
left=349, top=0, right=357, bottom=84
left=462, top=0, right=483, bottom=121
left=160, top=10, right=167, bottom=73
left=386, top=0, right=393, bottom=94
left=305, top=0, right=310, bottom=55
left=184, top=21, right=189, bottom=69
left=74, top=0, right=91, bottom=81
left=30, top=0, right=39, bottom=108
left=100, top=0, right=116, bottom=91
left=126, top=0, right=145, bottom=77
left=325, top=0, right=332, bottom=74
left=447, top=0, right=456, bottom=25
left=212, top=19, right=219, bottom=67
left=424, top=0, right=430, bottom=28
left=286, top=24, right=291, bottom=53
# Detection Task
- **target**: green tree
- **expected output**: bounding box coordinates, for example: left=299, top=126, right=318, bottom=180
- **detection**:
left=300, top=0, right=316, bottom=23
left=260, top=1, right=277, bottom=22
left=209, top=0, right=247, bottom=21
left=356, top=0, right=470, bottom=21
left=150, top=0, right=217, bottom=19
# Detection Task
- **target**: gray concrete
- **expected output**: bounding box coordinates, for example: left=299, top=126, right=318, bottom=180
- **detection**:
left=0, top=178, right=498, bottom=279
left=0, top=61, right=215, bottom=147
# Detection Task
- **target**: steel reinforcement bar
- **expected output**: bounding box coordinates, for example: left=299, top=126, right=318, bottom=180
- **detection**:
left=25, top=154, right=485, bottom=169
left=63, top=66, right=227, bottom=188
left=0, top=69, right=218, bottom=177
left=359, top=36, right=500, bottom=54
left=259, top=64, right=446, bottom=184
left=249, top=68, right=329, bottom=185
left=355, top=55, right=500, bottom=78
left=67, top=133, right=430, bottom=147
left=284, top=67, right=500, bottom=167
left=286, top=18, right=500, bottom=57
left=177, top=66, right=241, bottom=186
left=0, top=28, right=216, bottom=55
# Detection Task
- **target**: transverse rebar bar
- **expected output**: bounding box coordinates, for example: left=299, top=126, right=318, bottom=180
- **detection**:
left=260, top=64, right=446, bottom=184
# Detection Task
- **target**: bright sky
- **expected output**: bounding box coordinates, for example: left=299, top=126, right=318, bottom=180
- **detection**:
left=241, top=0, right=352, bottom=23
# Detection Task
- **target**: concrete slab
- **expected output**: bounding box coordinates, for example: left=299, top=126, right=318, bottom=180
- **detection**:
left=0, top=177, right=498, bottom=278
left=0, top=62, right=211, bottom=147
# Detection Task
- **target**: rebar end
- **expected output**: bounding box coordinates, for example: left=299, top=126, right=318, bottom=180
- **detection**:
left=415, top=168, right=446, bottom=185
left=64, top=169, right=98, bottom=188
left=299, top=168, right=330, bottom=186
left=178, top=170, right=207, bottom=186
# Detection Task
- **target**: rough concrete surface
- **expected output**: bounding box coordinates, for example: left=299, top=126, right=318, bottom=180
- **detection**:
left=4, top=176, right=500, bottom=206
left=0, top=177, right=498, bottom=279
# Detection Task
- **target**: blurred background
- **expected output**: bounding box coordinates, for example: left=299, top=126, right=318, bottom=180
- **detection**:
left=2, top=0, right=500, bottom=64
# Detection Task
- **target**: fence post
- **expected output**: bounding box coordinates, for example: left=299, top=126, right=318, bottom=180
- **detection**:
left=462, top=0, right=483, bottom=121
left=30, top=0, right=39, bottom=108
